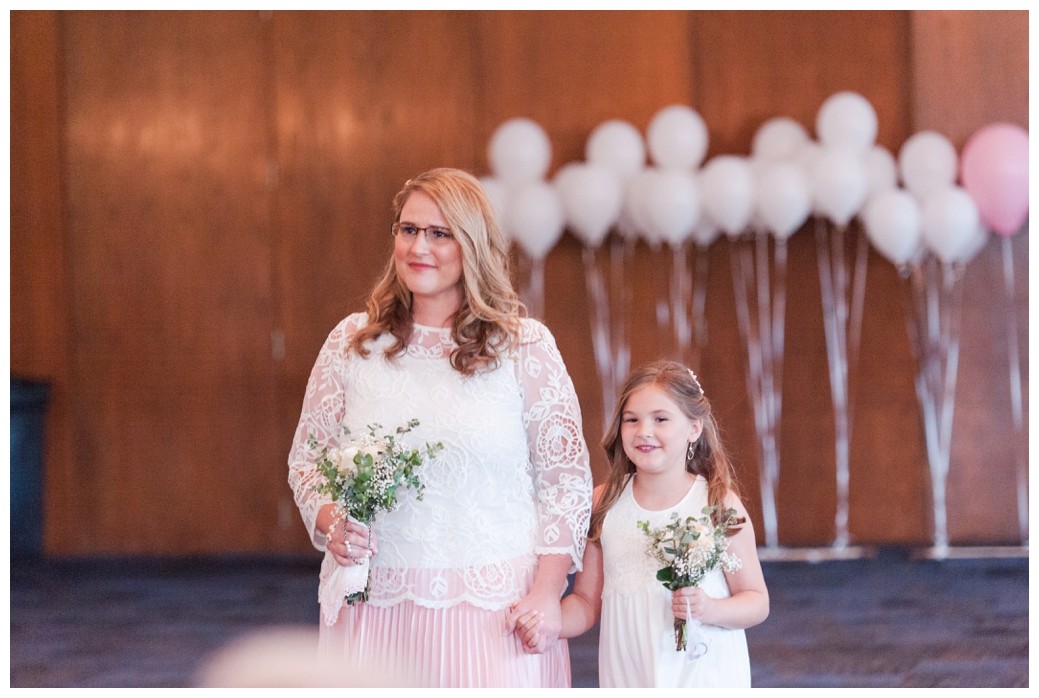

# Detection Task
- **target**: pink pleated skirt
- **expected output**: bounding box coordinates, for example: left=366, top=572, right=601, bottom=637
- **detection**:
left=318, top=599, right=571, bottom=688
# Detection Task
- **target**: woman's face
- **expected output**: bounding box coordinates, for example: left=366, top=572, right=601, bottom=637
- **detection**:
left=394, top=191, right=464, bottom=321
left=620, top=384, right=702, bottom=478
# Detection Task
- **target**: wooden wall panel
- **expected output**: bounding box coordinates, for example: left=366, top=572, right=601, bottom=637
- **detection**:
left=9, top=9, right=1027, bottom=554
left=9, top=11, right=76, bottom=554
left=60, top=11, right=282, bottom=553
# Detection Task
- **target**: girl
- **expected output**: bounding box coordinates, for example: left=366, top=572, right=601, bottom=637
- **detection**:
left=511, top=359, right=769, bottom=687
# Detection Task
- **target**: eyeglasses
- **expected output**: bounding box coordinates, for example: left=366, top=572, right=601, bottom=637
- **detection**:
left=391, top=222, right=456, bottom=245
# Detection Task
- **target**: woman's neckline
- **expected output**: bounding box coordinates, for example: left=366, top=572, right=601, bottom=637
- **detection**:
left=412, top=321, right=452, bottom=331
left=630, top=474, right=700, bottom=513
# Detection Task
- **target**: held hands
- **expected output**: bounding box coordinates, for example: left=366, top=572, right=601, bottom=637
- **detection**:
left=508, top=607, right=545, bottom=649
left=505, top=591, right=562, bottom=655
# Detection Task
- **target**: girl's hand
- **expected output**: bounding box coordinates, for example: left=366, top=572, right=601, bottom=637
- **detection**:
left=506, top=606, right=545, bottom=647
left=507, top=591, right=562, bottom=654
left=672, top=586, right=714, bottom=623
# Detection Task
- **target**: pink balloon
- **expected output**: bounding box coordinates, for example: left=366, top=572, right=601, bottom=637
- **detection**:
left=960, top=122, right=1029, bottom=237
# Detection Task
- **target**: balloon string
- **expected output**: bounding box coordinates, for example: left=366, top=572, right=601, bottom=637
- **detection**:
left=583, top=247, right=615, bottom=425
left=529, top=256, right=545, bottom=319
left=757, top=233, right=783, bottom=539
left=610, top=238, right=634, bottom=394
left=731, top=235, right=778, bottom=549
left=693, top=244, right=709, bottom=351
left=935, top=262, right=964, bottom=558
left=1002, top=237, right=1027, bottom=543
left=907, top=262, right=945, bottom=552
left=770, top=238, right=788, bottom=493
left=671, top=244, right=691, bottom=352
left=755, top=233, right=774, bottom=434
left=816, top=219, right=851, bottom=548
left=848, top=230, right=869, bottom=429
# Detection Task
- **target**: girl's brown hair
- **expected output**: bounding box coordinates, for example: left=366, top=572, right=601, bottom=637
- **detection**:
left=588, top=359, right=741, bottom=541
left=349, top=168, right=524, bottom=375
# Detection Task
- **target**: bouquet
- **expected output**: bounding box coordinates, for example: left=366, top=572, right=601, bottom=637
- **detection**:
left=637, top=506, right=743, bottom=652
left=309, top=418, right=443, bottom=623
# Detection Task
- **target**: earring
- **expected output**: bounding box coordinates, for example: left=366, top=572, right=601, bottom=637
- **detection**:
left=687, top=440, right=696, bottom=460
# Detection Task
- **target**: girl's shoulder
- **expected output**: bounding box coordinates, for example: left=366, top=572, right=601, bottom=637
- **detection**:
left=721, top=488, right=751, bottom=518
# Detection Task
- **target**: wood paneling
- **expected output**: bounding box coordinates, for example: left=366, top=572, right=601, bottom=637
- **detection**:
left=9, top=10, right=1028, bottom=554
left=60, top=11, right=281, bottom=552
left=9, top=11, right=76, bottom=554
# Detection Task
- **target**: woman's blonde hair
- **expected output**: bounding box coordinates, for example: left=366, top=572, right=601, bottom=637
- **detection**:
left=349, top=168, right=524, bottom=375
left=588, top=360, right=741, bottom=541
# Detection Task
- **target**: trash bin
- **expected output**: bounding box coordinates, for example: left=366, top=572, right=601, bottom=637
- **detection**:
left=10, top=376, right=50, bottom=557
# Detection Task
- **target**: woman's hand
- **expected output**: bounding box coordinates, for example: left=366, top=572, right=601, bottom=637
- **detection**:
left=507, top=590, right=562, bottom=654
left=318, top=503, right=379, bottom=567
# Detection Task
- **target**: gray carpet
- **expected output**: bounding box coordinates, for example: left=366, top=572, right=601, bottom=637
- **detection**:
left=8, top=549, right=1028, bottom=688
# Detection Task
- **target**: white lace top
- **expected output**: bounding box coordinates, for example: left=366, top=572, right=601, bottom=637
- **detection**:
left=288, top=313, right=593, bottom=610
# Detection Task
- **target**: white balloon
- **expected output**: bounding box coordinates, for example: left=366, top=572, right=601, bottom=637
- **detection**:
left=920, top=185, right=985, bottom=264
left=755, top=161, right=812, bottom=240
left=811, top=146, right=869, bottom=227
left=622, top=169, right=657, bottom=244
left=586, top=119, right=646, bottom=180
left=488, top=118, right=552, bottom=184
left=898, top=130, right=958, bottom=201
left=699, top=155, right=755, bottom=237
left=862, top=188, right=921, bottom=267
left=554, top=162, right=624, bottom=247
left=551, top=161, right=583, bottom=204
left=816, top=91, right=878, bottom=153
left=691, top=216, right=722, bottom=248
left=640, top=168, right=701, bottom=248
left=479, top=176, right=510, bottom=223
left=958, top=217, right=991, bottom=264
left=647, top=105, right=709, bottom=171
left=503, top=181, right=565, bottom=260
left=752, top=117, right=811, bottom=163
left=864, top=145, right=898, bottom=201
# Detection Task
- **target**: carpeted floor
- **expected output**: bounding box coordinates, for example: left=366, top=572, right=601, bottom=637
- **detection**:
left=8, top=548, right=1028, bottom=688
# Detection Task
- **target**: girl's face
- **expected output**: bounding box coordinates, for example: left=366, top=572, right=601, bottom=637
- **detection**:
left=394, top=191, right=464, bottom=318
left=620, top=384, right=703, bottom=477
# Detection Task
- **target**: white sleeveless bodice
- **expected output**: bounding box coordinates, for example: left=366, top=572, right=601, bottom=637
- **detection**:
left=598, top=476, right=750, bottom=687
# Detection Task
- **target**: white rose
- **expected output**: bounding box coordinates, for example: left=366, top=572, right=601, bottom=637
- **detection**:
left=333, top=446, right=359, bottom=475
left=360, top=441, right=385, bottom=459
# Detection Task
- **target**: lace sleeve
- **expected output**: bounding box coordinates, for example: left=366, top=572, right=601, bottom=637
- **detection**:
left=517, top=320, right=593, bottom=573
left=286, top=315, right=359, bottom=550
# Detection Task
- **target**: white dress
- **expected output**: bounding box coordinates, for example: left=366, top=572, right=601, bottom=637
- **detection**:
left=598, top=476, right=751, bottom=687
left=287, top=313, right=593, bottom=687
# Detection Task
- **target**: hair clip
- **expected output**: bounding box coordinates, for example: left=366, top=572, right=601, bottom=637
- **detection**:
left=688, top=368, right=704, bottom=396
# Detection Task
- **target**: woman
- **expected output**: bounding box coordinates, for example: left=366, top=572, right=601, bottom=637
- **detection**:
left=287, top=168, right=593, bottom=687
